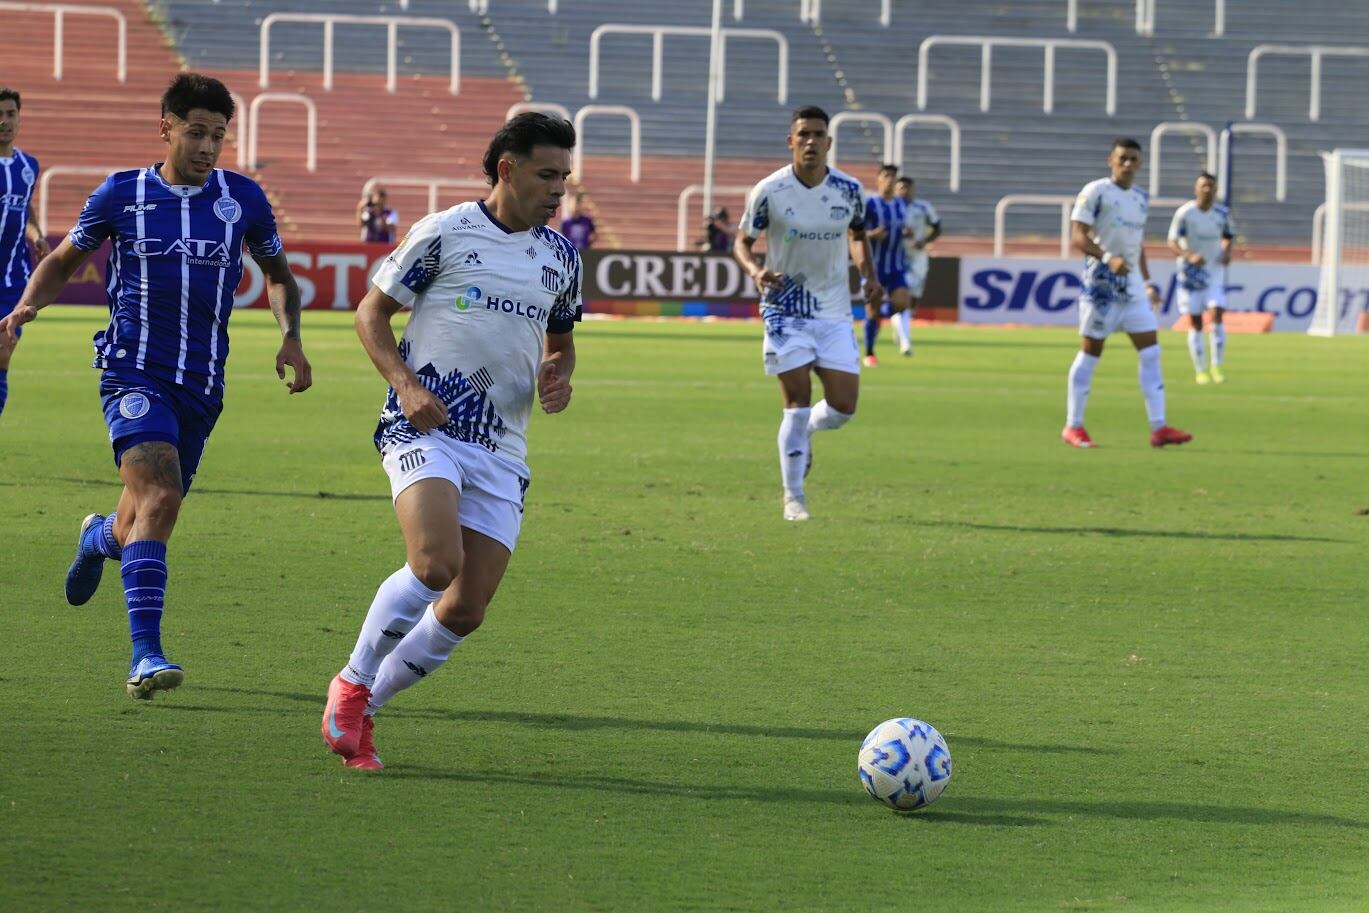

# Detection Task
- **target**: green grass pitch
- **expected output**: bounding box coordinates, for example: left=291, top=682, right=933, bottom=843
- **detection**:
left=4, top=307, right=1366, bottom=912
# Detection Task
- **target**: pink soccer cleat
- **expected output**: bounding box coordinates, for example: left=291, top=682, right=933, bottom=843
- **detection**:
left=1150, top=425, right=1193, bottom=448
left=344, top=715, right=384, bottom=770
left=1060, top=426, right=1097, bottom=448
left=322, top=673, right=370, bottom=760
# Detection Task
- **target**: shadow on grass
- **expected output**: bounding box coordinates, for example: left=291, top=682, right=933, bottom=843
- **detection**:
left=910, top=519, right=1343, bottom=544
left=46, top=476, right=388, bottom=502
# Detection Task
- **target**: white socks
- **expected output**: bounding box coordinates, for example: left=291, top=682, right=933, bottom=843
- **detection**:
left=1187, top=330, right=1206, bottom=372
left=368, top=605, right=465, bottom=713
left=890, top=310, right=912, bottom=350
left=342, top=564, right=445, bottom=687
left=1066, top=351, right=1099, bottom=427
left=778, top=407, right=811, bottom=498
left=1209, top=323, right=1226, bottom=366
left=1137, top=344, right=1167, bottom=431
left=807, top=399, right=853, bottom=433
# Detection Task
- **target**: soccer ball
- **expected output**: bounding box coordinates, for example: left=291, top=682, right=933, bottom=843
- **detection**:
left=858, top=718, right=952, bottom=812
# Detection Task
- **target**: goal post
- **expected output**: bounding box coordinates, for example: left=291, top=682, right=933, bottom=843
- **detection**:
left=1312, top=149, right=1369, bottom=336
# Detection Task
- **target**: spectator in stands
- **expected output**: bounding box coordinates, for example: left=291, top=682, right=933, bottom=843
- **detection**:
left=701, top=207, right=733, bottom=252
left=358, top=187, right=398, bottom=244
left=560, top=192, right=596, bottom=251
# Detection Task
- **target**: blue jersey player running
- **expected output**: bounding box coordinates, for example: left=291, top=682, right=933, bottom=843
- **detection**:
left=0, top=86, right=52, bottom=417
left=0, top=74, right=313, bottom=700
left=861, top=164, right=909, bottom=366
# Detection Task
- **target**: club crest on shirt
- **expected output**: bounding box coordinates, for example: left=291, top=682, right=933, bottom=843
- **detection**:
left=830, top=205, right=850, bottom=220
left=21, top=165, right=35, bottom=185
left=213, top=196, right=242, bottom=224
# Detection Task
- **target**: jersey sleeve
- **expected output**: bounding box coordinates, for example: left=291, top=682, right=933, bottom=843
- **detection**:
left=371, top=212, right=445, bottom=307
left=243, top=181, right=283, bottom=258
left=1167, top=207, right=1186, bottom=244
left=1222, top=209, right=1236, bottom=239
left=547, top=248, right=583, bottom=334
left=1070, top=182, right=1103, bottom=227
left=67, top=175, right=118, bottom=251
left=849, top=189, right=866, bottom=231
left=923, top=200, right=941, bottom=226
left=739, top=183, right=769, bottom=239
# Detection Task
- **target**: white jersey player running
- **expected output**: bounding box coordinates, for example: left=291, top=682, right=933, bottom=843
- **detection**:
left=1062, top=137, right=1191, bottom=450
left=893, top=176, right=941, bottom=356
left=734, top=105, right=882, bottom=521
left=323, top=114, right=582, bottom=770
left=1168, top=173, right=1235, bottom=385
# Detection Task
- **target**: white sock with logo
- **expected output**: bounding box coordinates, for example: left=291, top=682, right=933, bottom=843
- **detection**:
left=341, top=565, right=445, bottom=688
left=807, top=400, right=853, bottom=433
left=1209, top=324, right=1226, bottom=366
left=368, top=605, right=464, bottom=713
left=1187, top=330, right=1206, bottom=373
left=778, top=407, right=811, bottom=498
left=1137, top=344, right=1167, bottom=431
left=1066, top=351, right=1099, bottom=427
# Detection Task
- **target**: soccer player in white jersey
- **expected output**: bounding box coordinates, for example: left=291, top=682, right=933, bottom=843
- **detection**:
left=1062, top=137, right=1191, bottom=450
left=322, top=114, right=581, bottom=770
left=893, top=176, right=940, bottom=357
left=1168, top=173, right=1234, bottom=385
left=734, top=105, right=882, bottom=521
left=0, top=87, right=51, bottom=417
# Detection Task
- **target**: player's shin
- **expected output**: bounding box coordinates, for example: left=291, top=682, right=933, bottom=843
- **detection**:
left=1137, top=345, right=1166, bottom=430
left=1209, top=324, right=1225, bottom=367
left=778, top=407, right=811, bottom=497
left=0, top=368, right=7, bottom=416
left=367, top=605, right=464, bottom=713
left=1066, top=352, right=1098, bottom=428
left=121, top=541, right=168, bottom=663
left=1187, top=330, right=1206, bottom=372
left=342, top=564, right=446, bottom=687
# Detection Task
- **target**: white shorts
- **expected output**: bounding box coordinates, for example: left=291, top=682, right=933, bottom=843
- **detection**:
left=1079, top=274, right=1158, bottom=339
left=381, top=435, right=528, bottom=554
left=762, top=314, right=861, bottom=376
left=1176, top=265, right=1227, bottom=315
left=905, top=254, right=930, bottom=299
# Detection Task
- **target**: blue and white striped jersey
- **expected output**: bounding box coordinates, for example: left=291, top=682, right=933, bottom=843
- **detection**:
left=0, top=149, right=39, bottom=291
left=67, top=165, right=282, bottom=402
left=864, top=194, right=908, bottom=277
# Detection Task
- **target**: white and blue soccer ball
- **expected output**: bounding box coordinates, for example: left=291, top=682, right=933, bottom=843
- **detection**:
left=858, top=718, right=952, bottom=812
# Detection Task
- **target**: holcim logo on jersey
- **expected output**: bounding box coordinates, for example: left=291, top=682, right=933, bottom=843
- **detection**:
left=132, top=238, right=233, bottom=263
left=455, top=284, right=549, bottom=322
left=785, top=228, right=844, bottom=243
left=455, top=285, right=481, bottom=311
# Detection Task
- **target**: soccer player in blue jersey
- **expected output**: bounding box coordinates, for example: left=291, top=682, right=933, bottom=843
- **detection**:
left=321, top=113, right=581, bottom=770
left=861, top=164, right=909, bottom=366
left=0, top=74, right=313, bottom=699
left=0, top=87, right=51, bottom=417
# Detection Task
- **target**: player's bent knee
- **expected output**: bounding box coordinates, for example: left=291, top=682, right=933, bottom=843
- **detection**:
left=409, top=550, right=461, bottom=592
left=438, top=600, right=486, bottom=637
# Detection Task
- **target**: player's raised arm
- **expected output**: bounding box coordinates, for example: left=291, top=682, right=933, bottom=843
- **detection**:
left=0, top=238, right=92, bottom=345
left=253, top=250, right=312, bottom=394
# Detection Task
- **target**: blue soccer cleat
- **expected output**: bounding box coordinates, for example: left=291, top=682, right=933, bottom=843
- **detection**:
left=126, top=655, right=184, bottom=700
left=65, top=513, right=107, bottom=606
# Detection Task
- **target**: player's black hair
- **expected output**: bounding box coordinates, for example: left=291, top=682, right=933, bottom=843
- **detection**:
left=1197, top=171, right=1217, bottom=183
left=790, top=105, right=830, bottom=125
left=895, top=176, right=914, bottom=186
left=0, top=87, right=20, bottom=110
left=161, top=73, right=235, bottom=123
left=1111, top=136, right=1142, bottom=153
left=483, top=112, right=577, bottom=186
left=878, top=163, right=898, bottom=177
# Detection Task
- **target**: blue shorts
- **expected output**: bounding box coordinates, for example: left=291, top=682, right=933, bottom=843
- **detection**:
left=0, top=284, right=24, bottom=338
left=99, top=368, right=222, bottom=494
left=876, top=268, right=909, bottom=297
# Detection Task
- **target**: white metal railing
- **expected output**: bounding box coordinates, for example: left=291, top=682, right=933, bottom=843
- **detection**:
left=1309, top=201, right=1369, bottom=264
left=588, top=23, right=788, bottom=104
left=829, top=112, right=893, bottom=165
left=0, top=2, right=126, bottom=82
left=362, top=176, right=490, bottom=214
left=1218, top=123, right=1287, bottom=202
left=1246, top=44, right=1369, bottom=122
left=260, top=13, right=461, bottom=95
left=37, top=165, right=117, bottom=234
left=676, top=184, right=752, bottom=252
left=1066, top=0, right=1149, bottom=34
left=918, top=36, right=1117, bottom=116
left=246, top=93, right=317, bottom=173
left=1148, top=122, right=1217, bottom=198
left=994, top=193, right=1188, bottom=258
left=1133, top=0, right=1226, bottom=36
left=893, top=114, right=961, bottom=193
left=228, top=90, right=248, bottom=170
left=796, top=0, right=889, bottom=26
left=572, top=105, right=641, bottom=184
left=458, top=0, right=560, bottom=11
left=505, top=101, right=572, bottom=122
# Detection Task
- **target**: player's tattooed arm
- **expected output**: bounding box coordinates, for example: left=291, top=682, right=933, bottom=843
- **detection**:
left=253, top=251, right=313, bottom=394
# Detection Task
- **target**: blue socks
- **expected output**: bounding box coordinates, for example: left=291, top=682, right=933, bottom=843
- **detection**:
left=121, top=540, right=168, bottom=664
left=863, top=317, right=880, bottom=356
left=80, top=512, right=123, bottom=560
left=0, top=368, right=7, bottom=416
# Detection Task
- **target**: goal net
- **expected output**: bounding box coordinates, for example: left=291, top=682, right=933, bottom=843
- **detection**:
left=1312, top=149, right=1369, bottom=335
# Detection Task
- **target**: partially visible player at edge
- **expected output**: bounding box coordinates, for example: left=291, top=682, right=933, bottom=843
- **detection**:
left=0, top=86, right=52, bottom=417
left=894, top=176, right=941, bottom=357
left=322, top=113, right=582, bottom=770
left=861, top=164, right=909, bottom=367
left=1061, top=137, right=1191, bottom=449
left=735, top=105, right=882, bottom=521
left=0, top=74, right=312, bottom=698
left=1168, top=172, right=1234, bottom=385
